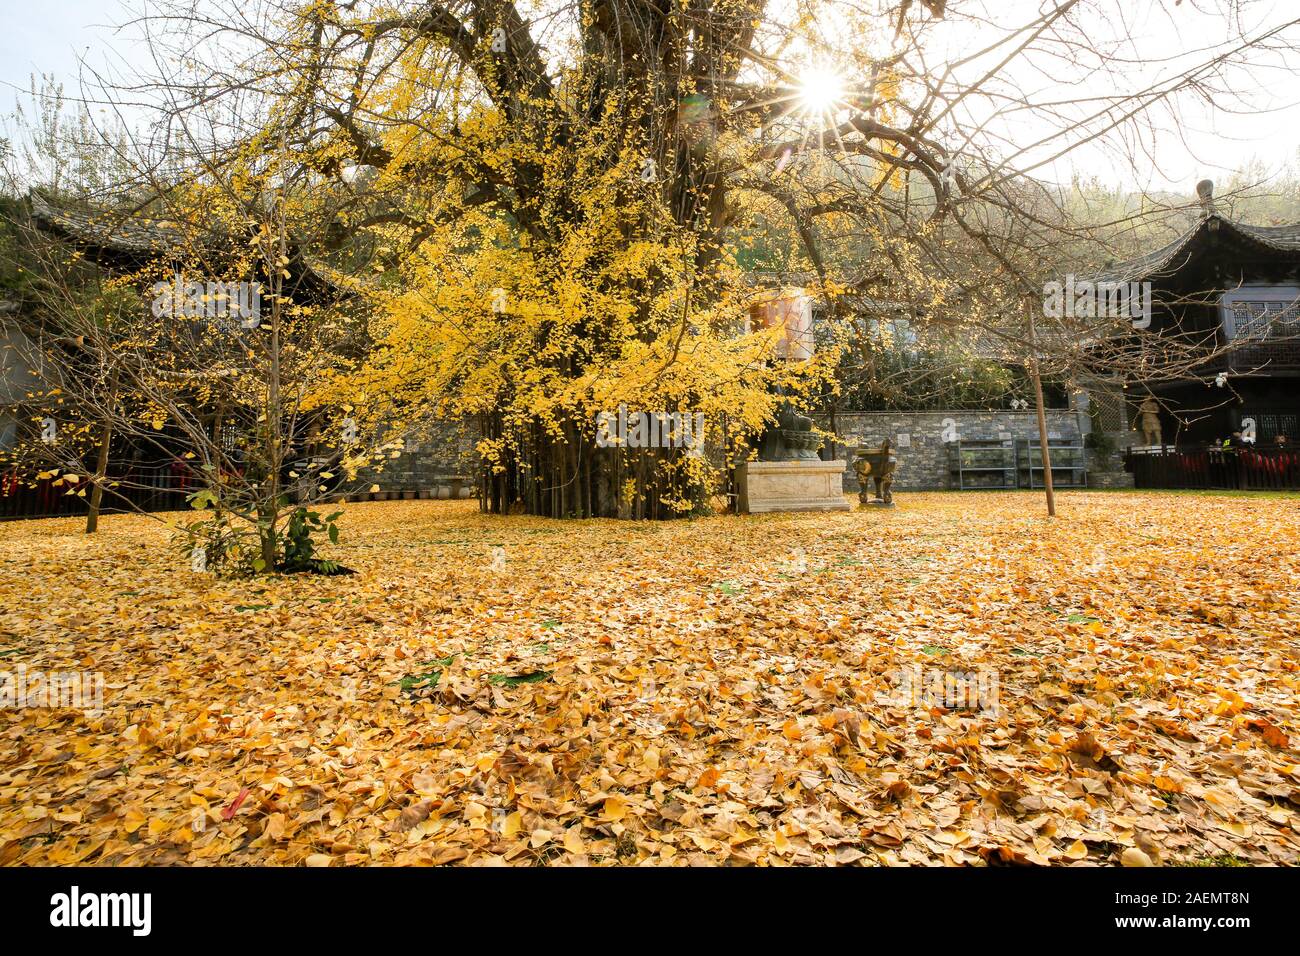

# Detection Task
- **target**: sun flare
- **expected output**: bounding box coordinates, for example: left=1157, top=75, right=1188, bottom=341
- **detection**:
left=798, top=67, right=846, bottom=115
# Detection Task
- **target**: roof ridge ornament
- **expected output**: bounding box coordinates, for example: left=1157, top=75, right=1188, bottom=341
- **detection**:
left=1196, top=178, right=1217, bottom=218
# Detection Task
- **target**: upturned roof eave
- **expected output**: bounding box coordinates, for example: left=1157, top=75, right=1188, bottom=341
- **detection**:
left=1097, top=214, right=1300, bottom=285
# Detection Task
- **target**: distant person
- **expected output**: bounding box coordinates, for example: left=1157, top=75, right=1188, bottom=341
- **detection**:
left=1275, top=434, right=1289, bottom=449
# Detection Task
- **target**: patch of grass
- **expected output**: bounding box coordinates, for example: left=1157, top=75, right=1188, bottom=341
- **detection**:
left=1087, top=488, right=1300, bottom=500
left=395, top=669, right=443, bottom=692
left=1045, top=606, right=1100, bottom=624
left=487, top=670, right=552, bottom=687
left=1063, top=613, right=1101, bottom=625
left=392, top=655, right=459, bottom=693
left=1174, top=854, right=1251, bottom=867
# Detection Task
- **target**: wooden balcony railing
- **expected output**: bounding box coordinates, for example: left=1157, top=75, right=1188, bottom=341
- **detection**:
left=1200, top=336, right=1300, bottom=374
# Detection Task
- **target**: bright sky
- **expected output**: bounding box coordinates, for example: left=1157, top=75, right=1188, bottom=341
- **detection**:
left=912, top=0, right=1300, bottom=193
left=0, top=0, right=141, bottom=105
left=3, top=0, right=1299, bottom=195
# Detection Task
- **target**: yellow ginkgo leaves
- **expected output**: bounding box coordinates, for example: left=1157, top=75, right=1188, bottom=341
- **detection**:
left=1, top=491, right=1298, bottom=867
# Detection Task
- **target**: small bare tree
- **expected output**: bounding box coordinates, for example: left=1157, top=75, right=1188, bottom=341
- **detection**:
left=2, top=107, right=387, bottom=571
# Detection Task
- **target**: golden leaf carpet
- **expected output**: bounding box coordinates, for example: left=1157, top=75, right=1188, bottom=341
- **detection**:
left=1, top=492, right=1298, bottom=866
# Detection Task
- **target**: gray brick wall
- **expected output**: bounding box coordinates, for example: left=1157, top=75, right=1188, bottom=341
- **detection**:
left=348, top=402, right=1136, bottom=497
left=353, top=419, right=477, bottom=496
left=820, top=409, right=1090, bottom=490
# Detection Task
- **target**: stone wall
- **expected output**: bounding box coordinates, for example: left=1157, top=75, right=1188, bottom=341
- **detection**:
left=1087, top=449, right=1136, bottom=489
left=821, top=408, right=1090, bottom=491
left=352, top=419, right=478, bottom=498
left=1074, top=386, right=1139, bottom=489
left=347, top=398, right=1139, bottom=498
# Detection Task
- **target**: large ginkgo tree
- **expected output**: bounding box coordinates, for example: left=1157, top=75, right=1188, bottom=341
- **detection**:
left=91, top=0, right=1299, bottom=516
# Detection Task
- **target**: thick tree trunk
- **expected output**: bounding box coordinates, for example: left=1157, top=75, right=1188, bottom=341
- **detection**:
left=476, top=419, right=698, bottom=520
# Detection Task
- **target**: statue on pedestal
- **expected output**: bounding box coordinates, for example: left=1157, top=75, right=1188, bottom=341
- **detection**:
left=758, top=391, right=822, bottom=461
left=735, top=290, right=850, bottom=513
left=1135, top=396, right=1162, bottom=447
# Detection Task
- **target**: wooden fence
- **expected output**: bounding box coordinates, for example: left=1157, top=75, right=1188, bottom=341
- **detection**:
left=1126, top=446, right=1300, bottom=491
left=0, top=461, right=194, bottom=521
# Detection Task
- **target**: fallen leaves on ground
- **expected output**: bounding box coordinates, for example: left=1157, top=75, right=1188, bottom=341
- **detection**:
left=1, top=492, right=1298, bottom=866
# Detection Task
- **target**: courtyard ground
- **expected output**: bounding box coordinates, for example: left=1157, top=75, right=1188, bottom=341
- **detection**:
left=1, top=491, right=1298, bottom=866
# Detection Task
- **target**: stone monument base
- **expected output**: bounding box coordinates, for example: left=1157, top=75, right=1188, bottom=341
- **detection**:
left=737, top=460, right=852, bottom=514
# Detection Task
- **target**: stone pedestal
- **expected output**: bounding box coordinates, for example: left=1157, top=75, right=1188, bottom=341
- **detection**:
left=737, top=460, right=852, bottom=514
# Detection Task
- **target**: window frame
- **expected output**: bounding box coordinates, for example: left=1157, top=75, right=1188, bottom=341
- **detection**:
left=1220, top=285, right=1300, bottom=341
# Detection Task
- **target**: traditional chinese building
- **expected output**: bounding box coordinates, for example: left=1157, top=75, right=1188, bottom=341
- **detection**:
left=1103, top=180, right=1300, bottom=447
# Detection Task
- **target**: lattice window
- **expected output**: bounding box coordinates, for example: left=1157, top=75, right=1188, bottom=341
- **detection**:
left=1222, top=287, right=1300, bottom=341
left=1087, top=390, right=1125, bottom=431
left=1230, top=302, right=1265, bottom=339
left=0, top=410, right=15, bottom=451
left=1229, top=300, right=1300, bottom=340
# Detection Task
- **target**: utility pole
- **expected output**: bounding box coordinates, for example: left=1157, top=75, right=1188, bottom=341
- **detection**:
left=1027, top=297, right=1056, bottom=517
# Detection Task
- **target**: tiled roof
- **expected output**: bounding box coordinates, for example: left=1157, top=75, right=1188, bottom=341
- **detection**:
left=1099, top=214, right=1300, bottom=283
left=28, top=191, right=193, bottom=256
left=26, top=193, right=350, bottom=300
